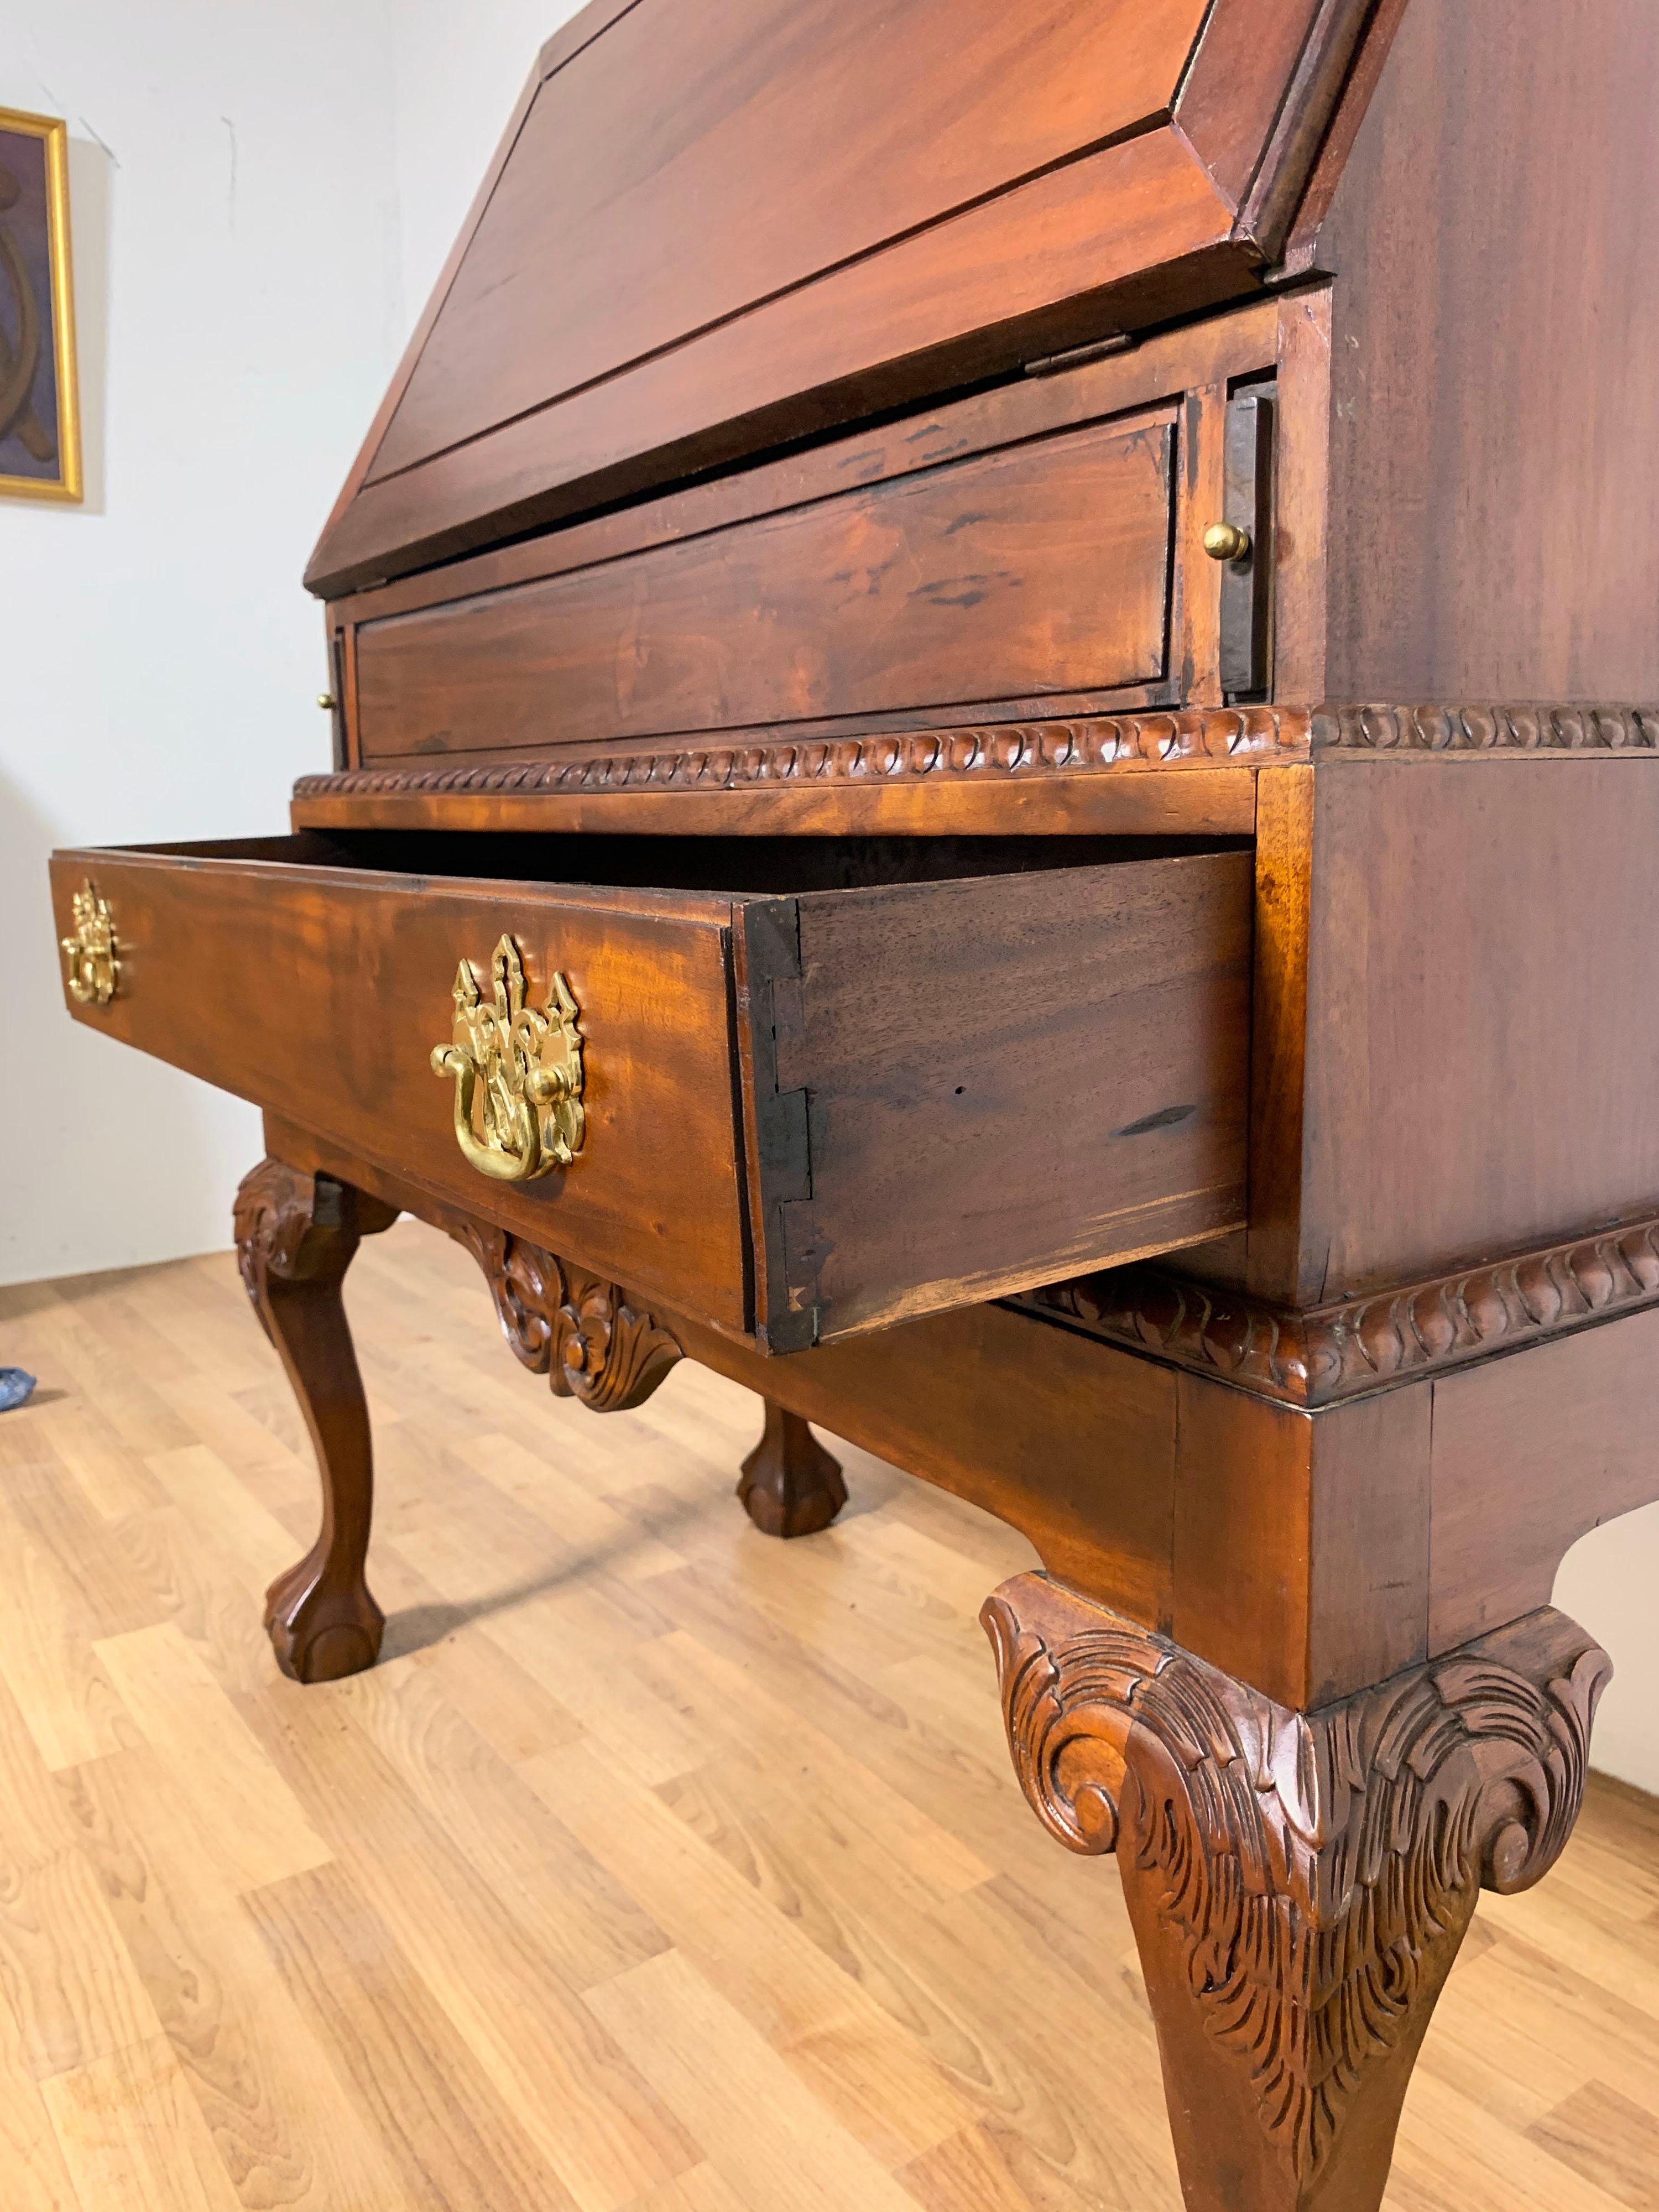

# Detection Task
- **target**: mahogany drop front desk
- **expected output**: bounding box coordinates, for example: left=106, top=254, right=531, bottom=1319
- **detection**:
left=50, top=2, right=1659, bottom=2203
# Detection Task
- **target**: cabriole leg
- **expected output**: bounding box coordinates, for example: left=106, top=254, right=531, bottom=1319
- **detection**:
left=982, top=1572, right=1610, bottom=2212
left=234, top=1158, right=397, bottom=1684
left=737, top=1399, right=847, bottom=1538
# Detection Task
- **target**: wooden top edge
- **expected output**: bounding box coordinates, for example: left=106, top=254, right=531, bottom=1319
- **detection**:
left=289, top=780, right=1261, bottom=840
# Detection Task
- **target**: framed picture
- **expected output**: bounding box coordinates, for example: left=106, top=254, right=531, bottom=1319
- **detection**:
left=0, top=107, right=80, bottom=503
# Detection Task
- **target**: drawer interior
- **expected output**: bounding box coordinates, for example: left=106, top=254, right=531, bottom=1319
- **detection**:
left=150, top=827, right=1249, bottom=896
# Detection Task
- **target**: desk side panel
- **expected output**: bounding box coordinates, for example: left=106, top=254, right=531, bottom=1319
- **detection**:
left=1289, top=754, right=1659, bottom=1306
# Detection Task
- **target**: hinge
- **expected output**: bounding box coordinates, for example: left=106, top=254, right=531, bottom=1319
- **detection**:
left=1025, top=331, right=1137, bottom=378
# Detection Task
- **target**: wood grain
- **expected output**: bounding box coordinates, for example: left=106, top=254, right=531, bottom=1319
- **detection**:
left=39, top=2037, right=247, bottom=2212
left=289, top=760, right=1265, bottom=842
left=317, top=295, right=1295, bottom=795
left=371, top=0, right=1214, bottom=482
left=1175, top=755, right=1659, bottom=1313
left=46, top=0, right=1659, bottom=2198
left=0, top=1227, right=1650, bottom=2211
left=90, top=1625, right=332, bottom=1894
left=58, top=1745, right=406, bottom=2211
left=1299, top=757, right=1659, bottom=1302
left=50, top=838, right=752, bottom=1335
left=1173, top=380, right=1228, bottom=706
left=233, top=1162, right=393, bottom=1684
left=1170, top=1375, right=1431, bottom=1710
left=1428, top=1305, right=1659, bottom=1655
left=1317, top=0, right=1659, bottom=702
left=583, top=1948, right=928, bottom=2212
left=1244, top=759, right=1315, bottom=1301
left=272, top=1113, right=1185, bottom=1631
left=305, top=0, right=1368, bottom=592
left=747, top=848, right=1253, bottom=1343
left=311, top=123, right=1246, bottom=597
left=54, top=835, right=1254, bottom=1350
left=293, top=697, right=1306, bottom=843
left=1268, top=285, right=1332, bottom=706
left=324, top=297, right=1284, bottom=632
left=259, top=1119, right=1468, bottom=1718
left=322, top=293, right=1293, bottom=785
left=353, top=415, right=1176, bottom=764
left=1018, top=1206, right=1659, bottom=1411
left=1177, top=0, right=1327, bottom=212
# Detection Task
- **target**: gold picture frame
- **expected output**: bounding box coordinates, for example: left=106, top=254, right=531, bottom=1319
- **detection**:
left=0, top=107, right=81, bottom=503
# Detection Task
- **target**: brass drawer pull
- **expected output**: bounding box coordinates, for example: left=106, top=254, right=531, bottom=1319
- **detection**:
left=430, top=935, right=585, bottom=1183
left=62, top=880, right=119, bottom=1006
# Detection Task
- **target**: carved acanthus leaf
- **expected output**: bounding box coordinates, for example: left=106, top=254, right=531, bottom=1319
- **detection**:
left=982, top=1575, right=1609, bottom=2185
left=233, top=1159, right=397, bottom=1318
left=551, top=1266, right=684, bottom=1412
left=448, top=1220, right=682, bottom=1413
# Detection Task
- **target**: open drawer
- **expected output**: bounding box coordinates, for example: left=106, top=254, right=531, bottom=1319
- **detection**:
left=50, top=830, right=1251, bottom=1349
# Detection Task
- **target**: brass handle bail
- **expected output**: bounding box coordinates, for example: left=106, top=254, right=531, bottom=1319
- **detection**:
left=61, top=880, right=119, bottom=1006
left=430, top=935, right=585, bottom=1183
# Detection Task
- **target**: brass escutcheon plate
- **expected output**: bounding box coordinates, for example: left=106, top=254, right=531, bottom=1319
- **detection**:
left=430, top=935, right=585, bottom=1183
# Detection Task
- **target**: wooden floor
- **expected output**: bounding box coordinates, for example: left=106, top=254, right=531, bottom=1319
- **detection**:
left=0, top=1221, right=1656, bottom=2211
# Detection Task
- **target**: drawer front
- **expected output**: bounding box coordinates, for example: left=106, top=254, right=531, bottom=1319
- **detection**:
left=49, top=844, right=753, bottom=1335
left=354, top=413, right=1175, bottom=763
left=52, top=837, right=1251, bottom=1348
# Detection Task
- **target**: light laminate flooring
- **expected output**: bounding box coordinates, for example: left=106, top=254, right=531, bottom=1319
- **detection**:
left=0, top=1220, right=1655, bottom=2210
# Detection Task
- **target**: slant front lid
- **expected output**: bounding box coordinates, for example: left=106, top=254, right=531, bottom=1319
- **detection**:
left=307, top=0, right=1368, bottom=599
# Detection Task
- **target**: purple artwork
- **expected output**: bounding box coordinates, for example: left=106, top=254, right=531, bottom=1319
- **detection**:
left=0, top=117, right=74, bottom=493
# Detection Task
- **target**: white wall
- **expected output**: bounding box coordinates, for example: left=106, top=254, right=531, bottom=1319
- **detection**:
left=0, top=0, right=403, bottom=1285
left=0, top=0, right=587, bottom=1292
left=388, top=0, right=584, bottom=319
left=1554, top=1507, right=1659, bottom=1796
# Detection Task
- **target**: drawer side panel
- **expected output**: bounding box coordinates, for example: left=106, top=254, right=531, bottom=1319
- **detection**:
left=775, top=851, right=1254, bottom=1339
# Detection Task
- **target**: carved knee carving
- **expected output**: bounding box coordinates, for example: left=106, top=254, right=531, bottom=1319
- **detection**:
left=737, top=1400, right=847, bottom=1537
left=982, top=1572, right=1610, bottom=2212
left=235, top=1159, right=397, bottom=1684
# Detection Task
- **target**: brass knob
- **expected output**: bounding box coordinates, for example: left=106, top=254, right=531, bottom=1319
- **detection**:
left=317, top=692, right=337, bottom=710
left=1203, top=522, right=1252, bottom=564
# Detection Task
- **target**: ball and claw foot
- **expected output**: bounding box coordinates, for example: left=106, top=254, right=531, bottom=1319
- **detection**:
left=737, top=1401, right=847, bottom=1538
left=264, top=1550, right=385, bottom=1684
